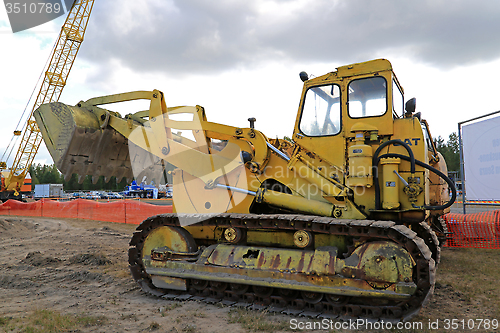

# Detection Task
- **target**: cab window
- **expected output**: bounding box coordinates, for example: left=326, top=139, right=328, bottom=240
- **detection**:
left=299, top=84, right=341, bottom=136
left=393, top=80, right=404, bottom=117
left=348, top=76, right=387, bottom=118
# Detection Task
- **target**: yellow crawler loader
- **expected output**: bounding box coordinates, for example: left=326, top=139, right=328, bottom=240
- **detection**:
left=34, top=59, right=455, bottom=321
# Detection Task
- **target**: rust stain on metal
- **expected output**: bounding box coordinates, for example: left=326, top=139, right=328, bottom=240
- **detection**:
left=306, top=253, right=314, bottom=272
left=329, top=254, right=336, bottom=272
left=270, top=254, right=281, bottom=269
left=257, top=251, right=266, bottom=267
left=297, top=252, right=305, bottom=272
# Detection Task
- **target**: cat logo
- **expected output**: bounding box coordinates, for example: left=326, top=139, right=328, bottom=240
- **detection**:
left=404, top=138, right=421, bottom=146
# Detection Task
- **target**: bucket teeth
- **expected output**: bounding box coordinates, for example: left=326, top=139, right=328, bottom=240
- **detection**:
left=64, top=173, right=73, bottom=182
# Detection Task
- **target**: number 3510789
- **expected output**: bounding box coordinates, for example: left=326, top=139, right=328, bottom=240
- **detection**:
left=5, top=2, right=61, bottom=14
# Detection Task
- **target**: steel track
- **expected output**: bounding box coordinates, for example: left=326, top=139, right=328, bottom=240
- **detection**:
left=129, top=213, right=436, bottom=322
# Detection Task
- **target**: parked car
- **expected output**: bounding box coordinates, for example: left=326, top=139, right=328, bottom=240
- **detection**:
left=108, top=192, right=124, bottom=199
left=83, top=192, right=100, bottom=200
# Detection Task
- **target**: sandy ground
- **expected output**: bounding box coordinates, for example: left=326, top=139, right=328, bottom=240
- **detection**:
left=0, top=216, right=496, bottom=332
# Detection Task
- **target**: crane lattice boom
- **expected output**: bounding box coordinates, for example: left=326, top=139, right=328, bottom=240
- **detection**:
left=4, top=0, right=95, bottom=195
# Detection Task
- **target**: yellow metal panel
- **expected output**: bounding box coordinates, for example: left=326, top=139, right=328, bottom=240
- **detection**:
left=151, top=275, right=187, bottom=291
left=206, top=244, right=337, bottom=275
left=146, top=261, right=414, bottom=298
left=391, top=117, right=428, bottom=209
left=184, top=225, right=218, bottom=240
left=336, top=59, right=393, bottom=78
left=315, top=234, right=347, bottom=253
left=171, top=167, right=255, bottom=214
left=381, top=158, right=401, bottom=209
left=246, top=230, right=295, bottom=247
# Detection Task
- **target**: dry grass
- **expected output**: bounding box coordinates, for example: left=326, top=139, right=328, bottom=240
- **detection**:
left=438, top=247, right=500, bottom=316
left=0, top=309, right=107, bottom=332
left=103, top=260, right=130, bottom=279
left=159, top=302, right=183, bottom=316
left=227, top=308, right=291, bottom=332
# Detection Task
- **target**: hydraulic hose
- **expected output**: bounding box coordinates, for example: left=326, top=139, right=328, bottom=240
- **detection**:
left=372, top=140, right=416, bottom=209
left=376, top=153, right=456, bottom=211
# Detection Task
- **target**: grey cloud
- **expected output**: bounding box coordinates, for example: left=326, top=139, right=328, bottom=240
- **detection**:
left=79, top=0, right=500, bottom=78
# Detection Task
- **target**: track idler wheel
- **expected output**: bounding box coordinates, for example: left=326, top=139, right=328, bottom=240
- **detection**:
left=191, top=279, right=209, bottom=291
left=224, top=227, right=245, bottom=244
left=230, top=283, right=249, bottom=295
left=141, top=225, right=197, bottom=291
left=325, top=294, right=348, bottom=305
left=141, top=225, right=197, bottom=260
left=253, top=286, right=273, bottom=297
left=278, top=288, right=299, bottom=301
left=210, top=281, right=228, bottom=292
left=301, top=291, right=323, bottom=304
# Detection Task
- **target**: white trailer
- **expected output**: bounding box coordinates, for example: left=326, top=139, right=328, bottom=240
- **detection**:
left=34, top=184, right=63, bottom=198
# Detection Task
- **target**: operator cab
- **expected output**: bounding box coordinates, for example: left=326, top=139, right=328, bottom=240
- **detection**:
left=292, top=59, right=409, bottom=186
left=294, top=59, right=404, bottom=143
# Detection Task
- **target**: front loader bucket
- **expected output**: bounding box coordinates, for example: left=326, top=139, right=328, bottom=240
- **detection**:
left=34, top=90, right=248, bottom=190
left=34, top=102, right=134, bottom=183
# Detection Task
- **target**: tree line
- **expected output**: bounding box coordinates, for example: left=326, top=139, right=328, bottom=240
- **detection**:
left=29, top=164, right=129, bottom=191
left=434, top=132, right=459, bottom=172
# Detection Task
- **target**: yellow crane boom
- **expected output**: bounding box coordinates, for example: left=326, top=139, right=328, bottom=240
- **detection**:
left=1, top=0, right=94, bottom=199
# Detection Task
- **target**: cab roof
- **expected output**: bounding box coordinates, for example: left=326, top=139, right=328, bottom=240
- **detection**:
left=336, top=59, right=393, bottom=78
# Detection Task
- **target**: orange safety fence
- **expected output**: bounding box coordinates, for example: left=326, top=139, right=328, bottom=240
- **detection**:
left=2, top=199, right=499, bottom=249
left=442, top=210, right=500, bottom=249
left=0, top=199, right=173, bottom=225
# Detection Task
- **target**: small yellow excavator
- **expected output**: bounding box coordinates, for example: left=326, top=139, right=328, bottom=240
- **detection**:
left=34, top=59, right=455, bottom=321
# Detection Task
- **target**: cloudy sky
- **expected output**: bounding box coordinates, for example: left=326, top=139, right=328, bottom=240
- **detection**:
left=1, top=0, right=500, bottom=167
